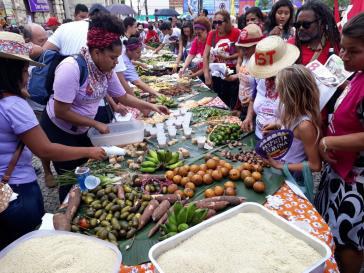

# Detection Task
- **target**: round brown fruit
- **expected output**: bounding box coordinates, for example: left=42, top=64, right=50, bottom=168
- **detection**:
left=253, top=164, right=263, bottom=172
left=219, top=160, right=226, bottom=167
left=178, top=166, right=189, bottom=177
left=236, top=165, right=243, bottom=172
left=173, top=175, right=182, bottom=185
left=167, top=184, right=178, bottom=193
left=184, top=188, right=194, bottom=198
left=190, top=164, right=200, bottom=173
left=241, top=162, right=253, bottom=171
left=244, top=176, right=255, bottom=188
left=214, top=186, right=224, bottom=196
left=185, top=182, right=196, bottom=190
left=224, top=181, right=236, bottom=188
left=173, top=167, right=180, bottom=175
left=203, top=174, right=213, bottom=185
left=191, top=174, right=203, bottom=186
left=251, top=172, right=262, bottom=181
left=212, top=156, right=220, bottom=162
left=225, top=187, right=236, bottom=196
left=204, top=154, right=213, bottom=162
left=220, top=167, right=229, bottom=177
left=175, top=190, right=185, bottom=199
left=187, top=171, right=195, bottom=179
left=253, top=181, right=265, bottom=193
left=206, top=169, right=213, bottom=175
left=241, top=170, right=252, bottom=180
left=181, top=177, right=190, bottom=186
left=206, top=159, right=218, bottom=170
left=204, top=189, right=215, bottom=198
left=197, top=170, right=206, bottom=177
left=224, top=162, right=233, bottom=170
left=199, top=164, right=208, bottom=171
left=165, top=170, right=174, bottom=180
left=212, top=170, right=223, bottom=181
left=229, top=169, right=240, bottom=180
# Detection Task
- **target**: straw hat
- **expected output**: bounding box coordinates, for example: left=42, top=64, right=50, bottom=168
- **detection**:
left=247, top=36, right=299, bottom=79
left=0, top=32, right=43, bottom=66
left=236, top=24, right=264, bottom=47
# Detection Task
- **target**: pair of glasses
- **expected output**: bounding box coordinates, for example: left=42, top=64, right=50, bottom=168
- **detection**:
left=294, top=19, right=319, bottom=29
left=213, top=20, right=225, bottom=25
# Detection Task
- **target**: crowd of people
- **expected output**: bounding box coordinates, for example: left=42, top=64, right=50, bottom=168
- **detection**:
left=0, top=0, right=363, bottom=272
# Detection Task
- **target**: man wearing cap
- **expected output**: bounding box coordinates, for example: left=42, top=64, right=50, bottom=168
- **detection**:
left=46, top=17, right=60, bottom=35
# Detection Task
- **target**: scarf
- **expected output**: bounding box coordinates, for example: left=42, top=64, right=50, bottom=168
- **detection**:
left=80, top=47, right=113, bottom=97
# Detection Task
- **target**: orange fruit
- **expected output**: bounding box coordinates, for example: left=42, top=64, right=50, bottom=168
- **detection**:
left=181, top=177, right=190, bottom=186
left=173, top=167, right=180, bottom=175
left=199, top=164, right=208, bottom=171
left=165, top=170, right=174, bottom=180
left=212, top=156, right=220, bottom=162
left=241, top=162, right=252, bottom=171
left=191, top=174, right=203, bottom=186
left=219, top=159, right=226, bottom=166
left=187, top=171, right=195, bottom=179
left=197, top=170, right=206, bottom=177
left=214, top=186, right=224, bottom=196
left=253, top=164, right=263, bottom=172
left=185, top=182, right=196, bottom=190
left=220, top=167, right=229, bottom=177
left=251, top=172, right=262, bottom=181
left=167, top=184, right=178, bottom=193
left=190, top=164, right=200, bottom=173
left=203, top=174, right=213, bottom=185
left=184, top=188, right=194, bottom=198
left=224, top=181, right=236, bottom=188
left=224, top=162, right=233, bottom=170
left=253, top=181, right=265, bottom=193
left=204, top=189, right=215, bottom=198
left=244, top=176, right=255, bottom=188
left=241, top=170, right=252, bottom=180
left=229, top=169, right=240, bottom=180
left=206, top=159, right=218, bottom=170
left=175, top=190, right=185, bottom=199
left=211, top=170, right=223, bottom=181
left=225, top=187, right=236, bottom=196
left=173, top=175, right=182, bottom=185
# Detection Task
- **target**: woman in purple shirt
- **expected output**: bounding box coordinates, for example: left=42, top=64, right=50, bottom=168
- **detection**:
left=0, top=32, right=106, bottom=250
left=41, top=14, right=168, bottom=201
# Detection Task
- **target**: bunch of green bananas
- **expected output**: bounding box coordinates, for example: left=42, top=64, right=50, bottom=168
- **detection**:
left=159, top=202, right=208, bottom=240
left=140, top=149, right=183, bottom=173
left=156, top=95, right=178, bottom=108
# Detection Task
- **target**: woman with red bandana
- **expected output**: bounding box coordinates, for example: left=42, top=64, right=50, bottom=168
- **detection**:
left=41, top=14, right=168, bottom=201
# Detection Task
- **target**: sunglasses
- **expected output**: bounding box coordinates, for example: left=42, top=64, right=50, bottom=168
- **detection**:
left=213, top=20, right=225, bottom=25
left=294, top=19, right=319, bottom=30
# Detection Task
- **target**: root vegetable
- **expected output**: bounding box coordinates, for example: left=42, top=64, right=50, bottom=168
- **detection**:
left=116, top=184, right=125, bottom=200
left=138, top=200, right=159, bottom=229
left=65, top=187, right=81, bottom=220
left=206, top=209, right=217, bottom=219
left=152, top=200, right=171, bottom=222
left=196, top=201, right=229, bottom=211
left=148, top=213, right=168, bottom=238
left=152, top=194, right=180, bottom=203
left=196, top=196, right=245, bottom=206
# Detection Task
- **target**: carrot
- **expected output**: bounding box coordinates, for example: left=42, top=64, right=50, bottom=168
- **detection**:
left=196, top=201, right=229, bottom=211
left=138, top=199, right=159, bottom=230
left=152, top=194, right=180, bottom=204
left=152, top=200, right=171, bottom=222
left=148, top=212, right=168, bottom=238
left=116, top=184, right=125, bottom=200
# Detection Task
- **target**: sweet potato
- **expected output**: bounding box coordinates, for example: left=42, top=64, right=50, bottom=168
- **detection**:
left=116, top=184, right=125, bottom=200
left=196, top=201, right=229, bottom=211
left=206, top=209, right=217, bottom=219
left=148, top=212, right=168, bottom=238
left=152, top=194, right=180, bottom=204
left=152, top=200, right=171, bottom=222
left=138, top=199, right=159, bottom=230
left=53, top=213, right=71, bottom=231
left=203, top=196, right=245, bottom=206
left=65, top=187, right=81, bottom=220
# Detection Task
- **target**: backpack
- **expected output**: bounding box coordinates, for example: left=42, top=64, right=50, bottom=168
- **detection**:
left=28, top=50, right=88, bottom=105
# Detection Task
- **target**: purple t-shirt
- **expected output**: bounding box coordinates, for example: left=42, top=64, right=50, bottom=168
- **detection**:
left=46, top=57, right=126, bottom=134
left=0, top=96, right=38, bottom=185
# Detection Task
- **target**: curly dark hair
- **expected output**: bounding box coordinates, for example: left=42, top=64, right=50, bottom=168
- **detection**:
left=0, top=59, right=27, bottom=98
left=238, top=7, right=264, bottom=29
left=295, top=0, right=340, bottom=63
left=88, top=13, right=124, bottom=50
left=266, top=0, right=294, bottom=35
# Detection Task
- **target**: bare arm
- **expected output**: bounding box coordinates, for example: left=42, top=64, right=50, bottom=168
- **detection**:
left=323, top=133, right=364, bottom=152
left=189, top=69, right=204, bottom=78
left=133, top=79, right=159, bottom=96
left=19, top=126, right=105, bottom=161
left=236, top=55, right=242, bottom=72
left=115, top=93, right=169, bottom=115
left=43, top=41, right=59, bottom=51
left=176, top=39, right=183, bottom=66
left=179, top=54, right=195, bottom=76
left=241, top=100, right=255, bottom=132
left=154, top=43, right=165, bottom=54
left=29, top=44, right=43, bottom=59
left=116, top=72, right=134, bottom=95
left=203, top=44, right=212, bottom=85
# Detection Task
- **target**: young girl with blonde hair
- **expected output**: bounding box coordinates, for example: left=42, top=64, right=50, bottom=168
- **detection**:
left=264, top=64, right=322, bottom=173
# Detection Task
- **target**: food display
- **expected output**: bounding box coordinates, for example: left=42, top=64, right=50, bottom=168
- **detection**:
left=156, top=213, right=323, bottom=273
left=140, top=149, right=183, bottom=173
left=220, top=149, right=268, bottom=166
left=207, top=123, right=243, bottom=146
left=0, top=233, right=119, bottom=273
left=190, top=106, right=231, bottom=123
left=158, top=84, right=192, bottom=97
left=154, top=95, right=178, bottom=108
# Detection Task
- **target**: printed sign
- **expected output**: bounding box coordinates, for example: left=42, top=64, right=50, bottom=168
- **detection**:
left=27, top=0, right=49, bottom=12
left=239, top=0, right=256, bottom=15
left=214, top=0, right=230, bottom=11
left=255, top=129, right=294, bottom=160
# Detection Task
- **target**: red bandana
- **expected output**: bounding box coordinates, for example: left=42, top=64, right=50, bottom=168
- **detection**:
left=87, top=27, right=120, bottom=49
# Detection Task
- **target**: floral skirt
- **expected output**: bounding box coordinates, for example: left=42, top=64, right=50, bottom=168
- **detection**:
left=314, top=164, right=364, bottom=251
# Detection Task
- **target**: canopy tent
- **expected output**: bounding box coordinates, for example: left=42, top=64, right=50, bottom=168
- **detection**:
left=107, top=4, right=136, bottom=16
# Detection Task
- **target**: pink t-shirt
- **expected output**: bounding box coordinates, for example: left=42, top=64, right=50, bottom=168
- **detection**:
left=46, top=57, right=126, bottom=134
left=189, top=37, right=207, bottom=69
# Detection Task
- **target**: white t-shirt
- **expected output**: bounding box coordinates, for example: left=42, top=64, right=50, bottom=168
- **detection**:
left=253, top=79, right=280, bottom=139
left=48, top=20, right=126, bottom=73
left=162, top=28, right=181, bottom=45
left=115, top=37, right=128, bottom=73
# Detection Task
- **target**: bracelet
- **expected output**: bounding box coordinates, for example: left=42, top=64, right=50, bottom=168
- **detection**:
left=322, top=137, right=328, bottom=153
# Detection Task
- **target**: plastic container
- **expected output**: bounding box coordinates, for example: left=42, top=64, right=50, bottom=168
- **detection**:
left=0, top=230, right=122, bottom=273
left=149, top=202, right=331, bottom=273
left=84, top=175, right=101, bottom=190
left=167, top=126, right=177, bottom=137
left=197, top=136, right=206, bottom=148
left=74, top=166, right=90, bottom=191
left=88, top=120, right=144, bottom=147
left=183, top=127, right=192, bottom=138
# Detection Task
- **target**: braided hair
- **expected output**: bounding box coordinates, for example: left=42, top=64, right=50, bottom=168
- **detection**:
left=295, top=0, right=340, bottom=63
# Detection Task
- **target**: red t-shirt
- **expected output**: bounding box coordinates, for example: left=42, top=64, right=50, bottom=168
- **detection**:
left=144, top=30, right=159, bottom=44
left=189, top=37, right=207, bottom=69
left=288, top=37, right=339, bottom=65
left=207, top=27, right=240, bottom=68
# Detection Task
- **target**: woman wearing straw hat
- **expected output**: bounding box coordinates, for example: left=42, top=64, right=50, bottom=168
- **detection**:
left=245, top=35, right=300, bottom=140
left=226, top=24, right=264, bottom=122
left=0, top=32, right=106, bottom=250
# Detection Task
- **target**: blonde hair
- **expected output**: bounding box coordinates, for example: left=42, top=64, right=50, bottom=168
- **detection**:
left=276, top=65, right=321, bottom=140
left=215, top=10, right=232, bottom=33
